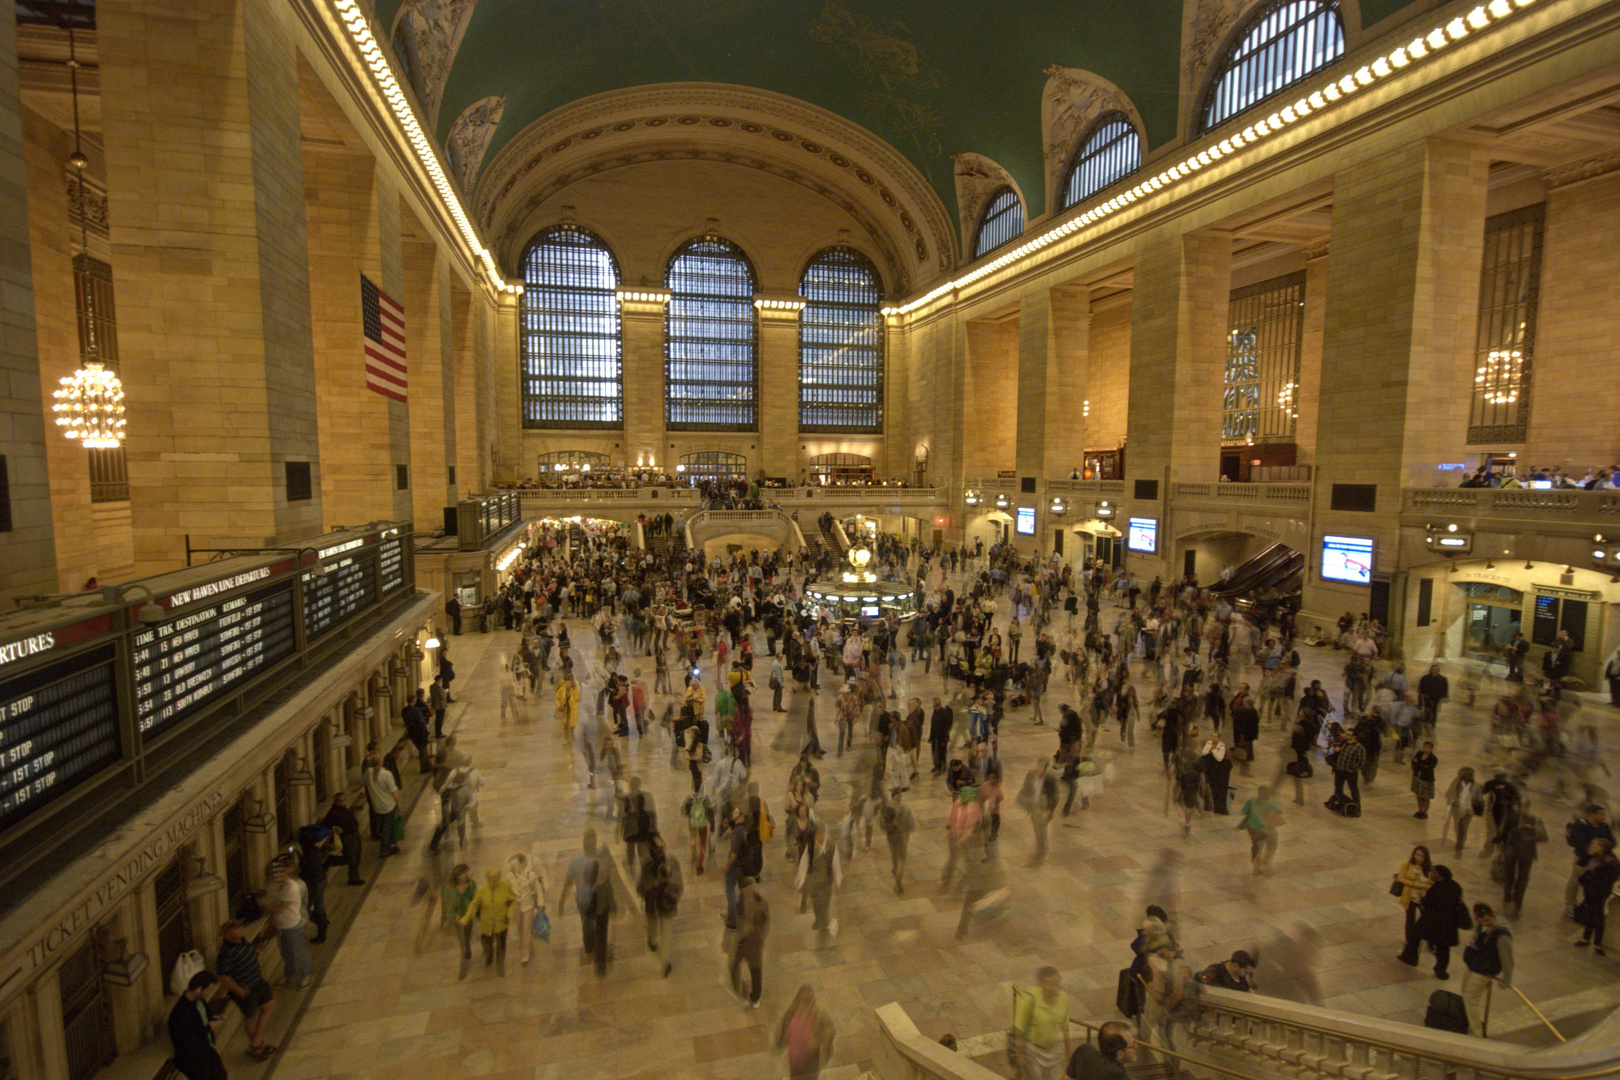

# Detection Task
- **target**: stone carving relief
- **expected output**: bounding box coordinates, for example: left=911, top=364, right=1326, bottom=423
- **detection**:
left=447, top=95, right=505, bottom=192
left=390, top=0, right=479, bottom=127
left=1041, top=66, right=1142, bottom=212
left=952, top=152, right=1019, bottom=256
left=1181, top=0, right=1244, bottom=133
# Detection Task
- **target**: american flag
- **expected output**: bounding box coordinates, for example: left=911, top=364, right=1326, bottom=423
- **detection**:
left=361, top=274, right=407, bottom=402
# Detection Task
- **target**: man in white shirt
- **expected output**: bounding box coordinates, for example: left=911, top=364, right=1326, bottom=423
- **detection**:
left=363, top=747, right=400, bottom=857
left=265, top=857, right=312, bottom=989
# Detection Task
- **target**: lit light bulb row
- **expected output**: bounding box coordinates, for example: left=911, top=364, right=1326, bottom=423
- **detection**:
left=753, top=298, right=807, bottom=311
left=331, top=0, right=521, bottom=296
left=884, top=0, right=1538, bottom=319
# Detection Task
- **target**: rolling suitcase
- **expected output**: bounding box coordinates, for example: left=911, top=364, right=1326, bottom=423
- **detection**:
left=1424, top=989, right=1468, bottom=1033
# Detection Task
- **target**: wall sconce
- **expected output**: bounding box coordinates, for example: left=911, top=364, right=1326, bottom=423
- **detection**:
left=1095, top=500, right=1115, bottom=519
left=964, top=490, right=980, bottom=507
left=994, top=494, right=1010, bottom=509
left=96, top=932, right=149, bottom=988
left=1049, top=497, right=1068, bottom=518
left=187, top=853, right=226, bottom=899
left=241, top=795, right=275, bottom=835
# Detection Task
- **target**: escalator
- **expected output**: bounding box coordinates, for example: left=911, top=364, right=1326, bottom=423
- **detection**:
left=1208, top=542, right=1304, bottom=600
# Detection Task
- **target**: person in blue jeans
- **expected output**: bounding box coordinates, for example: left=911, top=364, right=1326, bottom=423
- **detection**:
left=266, top=857, right=313, bottom=989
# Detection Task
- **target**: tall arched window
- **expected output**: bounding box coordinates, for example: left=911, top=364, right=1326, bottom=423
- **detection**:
left=1200, top=0, right=1345, bottom=134
left=519, top=225, right=622, bottom=428
left=973, top=187, right=1023, bottom=258
left=798, top=247, right=884, bottom=434
left=665, top=236, right=758, bottom=430
left=1061, top=114, right=1141, bottom=211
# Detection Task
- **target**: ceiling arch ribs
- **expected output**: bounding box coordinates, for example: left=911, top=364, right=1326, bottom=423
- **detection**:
left=474, top=84, right=958, bottom=293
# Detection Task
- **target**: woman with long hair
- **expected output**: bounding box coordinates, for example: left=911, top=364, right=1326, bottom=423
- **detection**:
left=1393, top=845, right=1434, bottom=962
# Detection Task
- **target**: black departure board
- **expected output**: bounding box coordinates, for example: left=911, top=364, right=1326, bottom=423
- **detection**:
left=134, top=581, right=297, bottom=737
left=0, top=643, right=120, bottom=832
left=378, top=535, right=406, bottom=596
left=303, top=553, right=380, bottom=642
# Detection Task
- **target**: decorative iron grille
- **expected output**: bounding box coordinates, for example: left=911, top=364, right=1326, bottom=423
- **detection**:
left=1224, top=271, right=1306, bottom=444
left=1468, top=205, right=1543, bottom=445
left=974, top=187, right=1024, bottom=258
left=1061, top=114, right=1141, bottom=211
left=73, top=255, right=128, bottom=502
left=520, top=225, right=623, bottom=429
left=665, top=236, right=758, bottom=430
left=798, top=247, right=884, bottom=433
left=1200, top=0, right=1344, bottom=133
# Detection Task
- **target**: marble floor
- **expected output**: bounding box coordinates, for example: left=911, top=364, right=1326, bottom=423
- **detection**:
left=256, top=578, right=1620, bottom=1080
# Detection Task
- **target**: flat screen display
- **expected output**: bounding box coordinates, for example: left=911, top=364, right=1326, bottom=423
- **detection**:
left=1321, top=534, right=1374, bottom=585
left=1126, top=517, right=1158, bottom=553
left=1015, top=506, right=1036, bottom=536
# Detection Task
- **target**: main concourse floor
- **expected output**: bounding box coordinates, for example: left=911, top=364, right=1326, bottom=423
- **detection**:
left=260, top=573, right=1620, bottom=1080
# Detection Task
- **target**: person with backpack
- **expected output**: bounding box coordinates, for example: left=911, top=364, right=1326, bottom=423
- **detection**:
left=680, top=790, right=714, bottom=874
left=1461, top=903, right=1513, bottom=1035
left=636, top=833, right=681, bottom=978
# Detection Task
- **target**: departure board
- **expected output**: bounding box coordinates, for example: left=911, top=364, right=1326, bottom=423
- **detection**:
left=303, top=552, right=380, bottom=642
left=0, top=644, right=120, bottom=832
left=134, top=581, right=297, bottom=737
left=378, top=534, right=406, bottom=596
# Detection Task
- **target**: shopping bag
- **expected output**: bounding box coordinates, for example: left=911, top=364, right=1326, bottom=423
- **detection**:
left=532, top=908, right=551, bottom=944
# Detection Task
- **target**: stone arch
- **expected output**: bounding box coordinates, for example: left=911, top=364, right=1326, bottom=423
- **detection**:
left=952, top=154, right=1024, bottom=261
left=446, top=94, right=505, bottom=193
left=475, top=83, right=956, bottom=294
left=1040, top=67, right=1148, bottom=218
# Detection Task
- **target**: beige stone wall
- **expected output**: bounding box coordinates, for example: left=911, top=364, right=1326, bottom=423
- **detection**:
left=1015, top=286, right=1090, bottom=479
left=963, top=317, right=1018, bottom=478
left=402, top=232, right=450, bottom=533
left=1085, top=299, right=1131, bottom=455
left=0, top=12, right=56, bottom=600
left=1526, top=175, right=1620, bottom=470
left=20, top=107, right=93, bottom=588
left=1295, top=255, right=1328, bottom=466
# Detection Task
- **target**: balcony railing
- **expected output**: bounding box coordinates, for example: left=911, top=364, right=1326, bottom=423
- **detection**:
left=509, top=485, right=701, bottom=504
left=1174, top=481, right=1312, bottom=505
left=1404, top=488, right=1620, bottom=519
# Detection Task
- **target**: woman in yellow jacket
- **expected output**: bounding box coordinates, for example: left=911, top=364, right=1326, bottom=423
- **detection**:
left=555, top=670, right=581, bottom=745
left=460, top=867, right=518, bottom=976
left=1392, top=844, right=1433, bottom=959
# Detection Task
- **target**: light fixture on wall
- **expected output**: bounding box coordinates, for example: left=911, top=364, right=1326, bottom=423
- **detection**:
left=53, top=28, right=126, bottom=451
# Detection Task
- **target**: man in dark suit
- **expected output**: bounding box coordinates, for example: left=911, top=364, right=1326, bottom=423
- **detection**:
left=168, top=971, right=226, bottom=1080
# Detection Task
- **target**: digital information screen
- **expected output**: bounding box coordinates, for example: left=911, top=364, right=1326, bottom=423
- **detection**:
left=0, top=644, right=120, bottom=832
left=1127, top=516, right=1158, bottom=553
left=134, top=581, right=297, bottom=738
left=1321, top=534, right=1374, bottom=585
left=1015, top=506, right=1036, bottom=536
left=304, top=551, right=380, bottom=642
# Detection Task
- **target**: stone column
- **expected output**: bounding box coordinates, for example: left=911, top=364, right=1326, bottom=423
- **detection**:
left=618, top=290, right=669, bottom=473
left=755, top=296, right=803, bottom=478
left=1309, top=138, right=1488, bottom=617
left=30, top=968, right=69, bottom=1080
left=123, top=887, right=160, bottom=1049
left=449, top=279, right=480, bottom=492
left=1015, top=285, right=1090, bottom=480
left=493, top=293, right=522, bottom=482
left=403, top=237, right=454, bottom=533
left=99, top=0, right=322, bottom=570
left=0, top=9, right=57, bottom=599
left=243, top=774, right=277, bottom=888
left=291, top=731, right=318, bottom=825
left=1294, top=248, right=1329, bottom=466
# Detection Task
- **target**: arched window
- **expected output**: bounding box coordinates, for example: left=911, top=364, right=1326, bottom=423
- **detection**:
left=665, top=236, right=758, bottom=430
left=519, top=225, right=622, bottom=429
left=798, top=247, right=884, bottom=434
left=973, top=187, right=1023, bottom=258
left=1061, top=114, right=1141, bottom=211
left=1200, top=0, right=1345, bottom=134
left=677, top=451, right=748, bottom=483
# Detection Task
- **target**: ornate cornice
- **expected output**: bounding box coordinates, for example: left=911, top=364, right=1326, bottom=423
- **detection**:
left=1542, top=149, right=1620, bottom=189
left=474, top=83, right=957, bottom=288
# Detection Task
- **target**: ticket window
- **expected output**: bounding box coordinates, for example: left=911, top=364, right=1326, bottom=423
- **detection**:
left=59, top=939, right=114, bottom=1080
left=153, top=853, right=195, bottom=992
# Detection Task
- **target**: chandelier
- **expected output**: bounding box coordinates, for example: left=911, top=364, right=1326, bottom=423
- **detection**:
left=841, top=546, right=877, bottom=584
left=1475, top=348, right=1522, bottom=405
left=54, top=362, right=126, bottom=448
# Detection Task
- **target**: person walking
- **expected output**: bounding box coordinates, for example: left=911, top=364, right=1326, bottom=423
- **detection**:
left=1393, top=845, right=1434, bottom=953
left=1573, top=837, right=1620, bottom=955
left=1404, top=864, right=1465, bottom=979
left=1460, top=903, right=1513, bottom=1035
left=1410, top=742, right=1439, bottom=819
left=636, top=833, right=681, bottom=977
left=775, top=984, right=836, bottom=1080
left=1012, top=966, right=1072, bottom=1080
left=1326, top=729, right=1365, bottom=812
left=1236, top=785, right=1283, bottom=875
left=730, top=875, right=770, bottom=1008
left=442, top=863, right=477, bottom=979
left=879, top=794, right=915, bottom=895
left=1499, top=800, right=1547, bottom=917
left=929, top=697, right=953, bottom=774
left=555, top=669, right=581, bottom=746
left=770, top=652, right=787, bottom=713
left=168, top=971, right=227, bottom=1080
left=1444, top=767, right=1483, bottom=857
left=1562, top=804, right=1614, bottom=918
left=1019, top=758, right=1061, bottom=865
left=460, top=867, right=518, bottom=976
left=507, top=853, right=547, bottom=965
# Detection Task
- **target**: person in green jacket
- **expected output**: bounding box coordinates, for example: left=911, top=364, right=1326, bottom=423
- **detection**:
left=443, top=864, right=477, bottom=980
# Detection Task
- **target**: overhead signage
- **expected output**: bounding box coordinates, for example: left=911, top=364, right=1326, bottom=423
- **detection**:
left=0, top=644, right=120, bottom=833
left=1321, top=535, right=1374, bottom=585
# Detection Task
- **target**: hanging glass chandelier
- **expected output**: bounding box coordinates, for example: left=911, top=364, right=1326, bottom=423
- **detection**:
left=54, top=362, right=125, bottom=448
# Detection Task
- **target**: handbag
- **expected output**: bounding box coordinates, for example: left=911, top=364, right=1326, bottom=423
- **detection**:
left=1389, top=879, right=1405, bottom=898
left=169, top=950, right=206, bottom=996
left=531, top=908, right=551, bottom=943
left=392, top=816, right=407, bottom=843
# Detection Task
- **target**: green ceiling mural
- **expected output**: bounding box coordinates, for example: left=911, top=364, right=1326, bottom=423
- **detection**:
left=371, top=0, right=1428, bottom=215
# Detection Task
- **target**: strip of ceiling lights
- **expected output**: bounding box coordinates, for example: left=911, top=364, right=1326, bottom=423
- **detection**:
left=330, top=0, right=1541, bottom=306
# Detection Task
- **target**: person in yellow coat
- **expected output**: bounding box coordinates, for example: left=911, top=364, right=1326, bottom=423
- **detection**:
left=460, top=867, right=518, bottom=976
left=555, top=669, right=581, bottom=745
